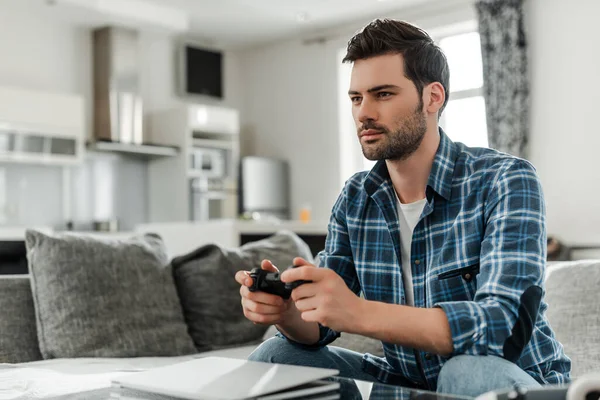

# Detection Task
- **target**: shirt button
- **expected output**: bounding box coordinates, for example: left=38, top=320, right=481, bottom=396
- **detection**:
left=463, top=273, right=472, bottom=281
left=414, top=259, right=421, bottom=265
left=424, top=353, right=432, bottom=361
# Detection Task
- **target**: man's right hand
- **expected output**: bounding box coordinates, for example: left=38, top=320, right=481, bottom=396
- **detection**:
left=235, top=260, right=294, bottom=325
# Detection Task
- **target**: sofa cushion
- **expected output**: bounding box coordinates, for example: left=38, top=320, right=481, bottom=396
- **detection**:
left=0, top=275, right=42, bottom=363
left=25, top=230, right=196, bottom=359
left=545, top=260, right=600, bottom=379
left=171, top=230, right=313, bottom=351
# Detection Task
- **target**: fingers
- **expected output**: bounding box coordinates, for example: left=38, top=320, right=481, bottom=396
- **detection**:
left=293, top=256, right=311, bottom=267
left=294, top=296, right=319, bottom=313
left=261, top=259, right=279, bottom=272
left=290, top=282, right=317, bottom=301
left=243, top=309, right=284, bottom=325
left=239, top=285, right=285, bottom=307
left=234, top=260, right=279, bottom=288
left=235, top=270, right=252, bottom=286
left=242, top=297, right=286, bottom=315
left=281, top=264, right=323, bottom=283
left=237, top=261, right=290, bottom=326
left=240, top=286, right=289, bottom=325
left=299, top=309, right=320, bottom=324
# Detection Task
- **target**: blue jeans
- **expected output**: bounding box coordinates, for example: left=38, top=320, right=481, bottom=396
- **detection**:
left=248, top=336, right=541, bottom=398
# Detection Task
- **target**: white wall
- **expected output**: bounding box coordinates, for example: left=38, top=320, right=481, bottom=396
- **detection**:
left=526, top=0, right=600, bottom=245
left=239, top=40, right=342, bottom=223
left=0, top=6, right=92, bottom=128
left=139, top=34, right=244, bottom=119
left=238, top=0, right=477, bottom=222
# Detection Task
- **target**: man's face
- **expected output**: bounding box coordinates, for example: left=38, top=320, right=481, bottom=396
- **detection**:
left=349, top=54, right=427, bottom=161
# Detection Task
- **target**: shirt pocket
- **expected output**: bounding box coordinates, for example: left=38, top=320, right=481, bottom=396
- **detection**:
left=431, top=263, right=480, bottom=302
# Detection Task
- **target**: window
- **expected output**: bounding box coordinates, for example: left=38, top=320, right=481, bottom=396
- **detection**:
left=338, top=48, right=370, bottom=183
left=438, top=31, right=488, bottom=148
left=337, top=27, right=488, bottom=183
left=337, top=49, right=377, bottom=177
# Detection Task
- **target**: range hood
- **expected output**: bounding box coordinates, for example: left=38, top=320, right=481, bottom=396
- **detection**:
left=91, top=26, right=178, bottom=158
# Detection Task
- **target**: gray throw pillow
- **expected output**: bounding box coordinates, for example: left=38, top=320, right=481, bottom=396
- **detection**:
left=545, top=260, right=600, bottom=379
left=25, top=230, right=196, bottom=359
left=171, top=230, right=313, bottom=351
left=0, top=275, right=43, bottom=363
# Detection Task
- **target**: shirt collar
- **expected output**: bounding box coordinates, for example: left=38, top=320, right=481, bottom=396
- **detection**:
left=363, top=128, right=458, bottom=202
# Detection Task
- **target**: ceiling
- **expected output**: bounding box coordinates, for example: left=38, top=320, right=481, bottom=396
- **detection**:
left=148, top=0, right=431, bottom=45
left=0, top=0, right=434, bottom=47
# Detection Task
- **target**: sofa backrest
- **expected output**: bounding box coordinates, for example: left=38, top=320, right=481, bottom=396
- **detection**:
left=544, top=260, right=600, bottom=380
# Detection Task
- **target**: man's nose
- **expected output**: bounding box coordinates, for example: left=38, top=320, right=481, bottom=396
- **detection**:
left=357, top=98, right=378, bottom=124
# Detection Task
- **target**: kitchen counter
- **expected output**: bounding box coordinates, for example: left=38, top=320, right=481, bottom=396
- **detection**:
left=136, top=219, right=328, bottom=258
left=0, top=220, right=329, bottom=260
left=0, top=226, right=52, bottom=241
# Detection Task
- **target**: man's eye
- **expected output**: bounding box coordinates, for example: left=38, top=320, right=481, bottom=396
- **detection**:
left=350, top=97, right=362, bottom=103
left=378, top=92, right=392, bottom=98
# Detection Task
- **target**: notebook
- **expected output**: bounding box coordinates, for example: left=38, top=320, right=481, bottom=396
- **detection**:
left=110, top=356, right=340, bottom=400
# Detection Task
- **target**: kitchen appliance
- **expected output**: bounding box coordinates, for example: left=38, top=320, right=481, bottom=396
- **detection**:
left=91, top=26, right=177, bottom=156
left=190, top=178, right=237, bottom=221
left=189, top=147, right=226, bottom=178
left=239, top=157, right=289, bottom=220
left=93, top=27, right=143, bottom=145
left=147, top=104, right=240, bottom=223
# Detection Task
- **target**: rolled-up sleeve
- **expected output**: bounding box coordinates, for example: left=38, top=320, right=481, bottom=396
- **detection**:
left=435, top=160, right=546, bottom=359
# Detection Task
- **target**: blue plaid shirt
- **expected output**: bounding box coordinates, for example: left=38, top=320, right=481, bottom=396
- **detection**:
left=300, top=129, right=570, bottom=390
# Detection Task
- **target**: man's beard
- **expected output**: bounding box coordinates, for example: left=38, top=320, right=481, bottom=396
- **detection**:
left=358, top=102, right=427, bottom=161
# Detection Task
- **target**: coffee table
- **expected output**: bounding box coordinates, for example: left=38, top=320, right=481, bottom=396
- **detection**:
left=332, top=376, right=473, bottom=400
left=2, top=362, right=472, bottom=400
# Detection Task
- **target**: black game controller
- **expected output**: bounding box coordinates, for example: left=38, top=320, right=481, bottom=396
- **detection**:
left=248, top=266, right=311, bottom=299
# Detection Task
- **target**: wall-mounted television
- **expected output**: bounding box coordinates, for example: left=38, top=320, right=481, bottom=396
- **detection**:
left=178, top=42, right=223, bottom=99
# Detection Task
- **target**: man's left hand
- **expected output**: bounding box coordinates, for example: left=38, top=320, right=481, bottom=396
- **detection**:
left=280, top=257, right=364, bottom=333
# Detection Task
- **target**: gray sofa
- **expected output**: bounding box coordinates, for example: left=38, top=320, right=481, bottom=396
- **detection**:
left=0, top=229, right=383, bottom=398
left=0, top=230, right=598, bottom=399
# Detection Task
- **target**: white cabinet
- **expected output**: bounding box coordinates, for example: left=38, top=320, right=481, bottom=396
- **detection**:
left=0, top=87, right=84, bottom=165
left=147, top=104, right=240, bottom=223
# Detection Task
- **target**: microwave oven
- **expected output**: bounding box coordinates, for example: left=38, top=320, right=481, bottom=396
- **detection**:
left=190, top=147, right=225, bottom=178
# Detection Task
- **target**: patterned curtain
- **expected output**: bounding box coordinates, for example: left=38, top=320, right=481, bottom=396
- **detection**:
left=476, top=0, right=529, bottom=158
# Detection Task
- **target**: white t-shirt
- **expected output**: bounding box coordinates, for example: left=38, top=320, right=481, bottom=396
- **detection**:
left=396, top=197, right=427, bottom=307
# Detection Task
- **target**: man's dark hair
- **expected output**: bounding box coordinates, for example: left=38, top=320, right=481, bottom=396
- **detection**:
left=343, top=19, right=450, bottom=117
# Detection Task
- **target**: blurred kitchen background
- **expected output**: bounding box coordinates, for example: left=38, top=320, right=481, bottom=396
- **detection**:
left=0, top=0, right=599, bottom=260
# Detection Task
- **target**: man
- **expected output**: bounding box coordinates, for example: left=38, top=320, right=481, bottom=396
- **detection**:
left=235, top=19, right=570, bottom=397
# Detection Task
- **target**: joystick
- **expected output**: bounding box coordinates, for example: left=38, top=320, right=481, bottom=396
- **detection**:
left=248, top=266, right=311, bottom=299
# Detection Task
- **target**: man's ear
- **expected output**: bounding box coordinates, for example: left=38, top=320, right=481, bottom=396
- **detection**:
left=424, top=82, right=446, bottom=116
